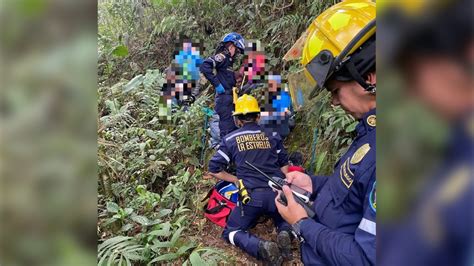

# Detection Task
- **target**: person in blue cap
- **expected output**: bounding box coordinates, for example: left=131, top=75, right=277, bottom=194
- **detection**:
left=259, top=74, right=292, bottom=139
left=200, top=32, right=245, bottom=138
left=208, top=94, right=293, bottom=265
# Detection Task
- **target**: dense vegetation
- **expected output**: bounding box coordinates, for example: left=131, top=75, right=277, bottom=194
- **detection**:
left=97, top=0, right=359, bottom=265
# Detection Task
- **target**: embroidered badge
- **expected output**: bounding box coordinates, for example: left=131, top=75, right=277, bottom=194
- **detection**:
left=340, top=159, right=354, bottom=189
left=350, top=143, right=371, bottom=164
left=214, top=53, right=225, bottom=62
left=367, top=115, right=376, bottom=127
left=369, top=181, right=376, bottom=213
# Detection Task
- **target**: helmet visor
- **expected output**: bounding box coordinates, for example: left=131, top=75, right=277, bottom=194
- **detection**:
left=304, top=50, right=335, bottom=98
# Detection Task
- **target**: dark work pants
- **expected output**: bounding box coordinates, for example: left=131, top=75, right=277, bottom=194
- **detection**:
left=215, top=94, right=237, bottom=138
left=222, top=189, right=291, bottom=259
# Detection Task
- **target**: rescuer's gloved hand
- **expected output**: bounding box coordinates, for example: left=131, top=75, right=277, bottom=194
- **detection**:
left=216, top=84, right=225, bottom=95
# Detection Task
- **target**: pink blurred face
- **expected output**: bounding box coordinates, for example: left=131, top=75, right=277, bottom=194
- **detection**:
left=183, top=42, right=191, bottom=52
left=244, top=52, right=265, bottom=80
left=406, top=57, right=473, bottom=120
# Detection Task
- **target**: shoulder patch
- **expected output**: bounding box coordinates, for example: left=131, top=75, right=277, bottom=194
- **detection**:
left=350, top=143, right=371, bottom=164
left=369, top=181, right=376, bottom=213
left=367, top=115, right=376, bottom=127
left=214, top=53, right=225, bottom=62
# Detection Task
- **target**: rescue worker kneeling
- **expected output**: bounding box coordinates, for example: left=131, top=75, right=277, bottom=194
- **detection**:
left=208, top=94, right=292, bottom=265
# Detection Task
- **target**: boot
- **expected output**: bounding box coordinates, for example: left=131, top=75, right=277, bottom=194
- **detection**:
left=258, top=240, right=283, bottom=266
left=277, top=230, right=293, bottom=261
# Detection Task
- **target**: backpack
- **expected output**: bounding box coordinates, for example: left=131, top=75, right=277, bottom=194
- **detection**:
left=202, top=181, right=238, bottom=227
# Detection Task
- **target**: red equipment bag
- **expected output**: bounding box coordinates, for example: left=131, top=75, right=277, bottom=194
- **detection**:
left=202, top=181, right=237, bottom=228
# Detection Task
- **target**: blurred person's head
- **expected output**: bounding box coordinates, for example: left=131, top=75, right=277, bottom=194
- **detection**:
left=219, top=32, right=245, bottom=57
left=301, top=0, right=376, bottom=119
left=384, top=0, right=473, bottom=121
left=226, top=42, right=237, bottom=57
left=400, top=54, right=473, bottom=121
left=268, top=74, right=281, bottom=93
left=327, top=70, right=376, bottom=119
left=243, top=41, right=266, bottom=81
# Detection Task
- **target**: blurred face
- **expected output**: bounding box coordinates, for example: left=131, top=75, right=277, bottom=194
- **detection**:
left=404, top=56, right=473, bottom=120
left=326, top=72, right=376, bottom=119
left=234, top=116, right=260, bottom=127
left=228, top=44, right=236, bottom=57
left=268, top=79, right=279, bottom=92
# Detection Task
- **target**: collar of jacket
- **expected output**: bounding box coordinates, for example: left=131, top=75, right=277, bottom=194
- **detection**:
left=241, top=122, right=260, bottom=129
left=356, top=108, right=376, bottom=136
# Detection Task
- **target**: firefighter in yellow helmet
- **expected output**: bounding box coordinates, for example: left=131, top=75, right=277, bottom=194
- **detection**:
left=208, top=94, right=293, bottom=264
left=275, top=1, right=377, bottom=265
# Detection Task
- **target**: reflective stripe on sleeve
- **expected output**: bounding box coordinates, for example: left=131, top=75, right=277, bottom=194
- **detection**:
left=358, top=218, right=376, bottom=235
left=217, top=150, right=230, bottom=162
left=229, top=230, right=240, bottom=245
left=225, top=130, right=261, bottom=141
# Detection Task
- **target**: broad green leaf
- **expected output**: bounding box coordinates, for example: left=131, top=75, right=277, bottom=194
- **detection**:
left=148, top=253, right=179, bottom=264
left=131, top=215, right=150, bottom=226
left=148, top=221, right=171, bottom=237
left=124, top=208, right=133, bottom=216
left=112, top=45, right=129, bottom=57
left=146, top=130, right=158, bottom=139
left=106, top=202, right=119, bottom=213
left=103, top=217, right=118, bottom=226
left=148, top=218, right=163, bottom=226
left=150, top=240, right=173, bottom=251
left=171, top=227, right=184, bottom=245
left=176, top=243, right=196, bottom=255
left=345, top=121, right=359, bottom=133
left=158, top=209, right=172, bottom=218
left=189, top=251, right=206, bottom=266
left=121, top=223, right=134, bottom=232
left=123, top=74, right=144, bottom=93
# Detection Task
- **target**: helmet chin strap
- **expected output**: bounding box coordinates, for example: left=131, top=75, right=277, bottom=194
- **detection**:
left=367, top=84, right=376, bottom=94
left=344, top=59, right=376, bottom=94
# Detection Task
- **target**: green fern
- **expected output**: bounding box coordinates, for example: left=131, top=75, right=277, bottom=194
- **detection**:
left=98, top=236, right=145, bottom=266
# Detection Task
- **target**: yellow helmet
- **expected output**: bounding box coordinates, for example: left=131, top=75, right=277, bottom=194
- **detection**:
left=233, top=94, right=260, bottom=116
left=301, top=0, right=376, bottom=96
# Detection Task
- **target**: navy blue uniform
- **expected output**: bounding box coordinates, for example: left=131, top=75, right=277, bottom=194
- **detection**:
left=381, top=112, right=474, bottom=266
left=208, top=122, right=291, bottom=259
left=297, top=109, right=376, bottom=265
left=200, top=52, right=238, bottom=138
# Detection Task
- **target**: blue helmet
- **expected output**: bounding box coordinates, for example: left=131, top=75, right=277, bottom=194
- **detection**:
left=221, top=32, right=245, bottom=52
left=216, top=181, right=239, bottom=203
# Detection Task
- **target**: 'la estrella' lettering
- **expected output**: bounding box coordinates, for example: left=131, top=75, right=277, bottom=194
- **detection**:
left=236, top=133, right=271, bottom=152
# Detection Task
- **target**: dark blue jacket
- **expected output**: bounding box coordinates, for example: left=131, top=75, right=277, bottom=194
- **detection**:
left=208, top=122, right=289, bottom=189
left=298, top=109, right=376, bottom=265
left=199, top=52, right=236, bottom=93
left=380, top=111, right=474, bottom=266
